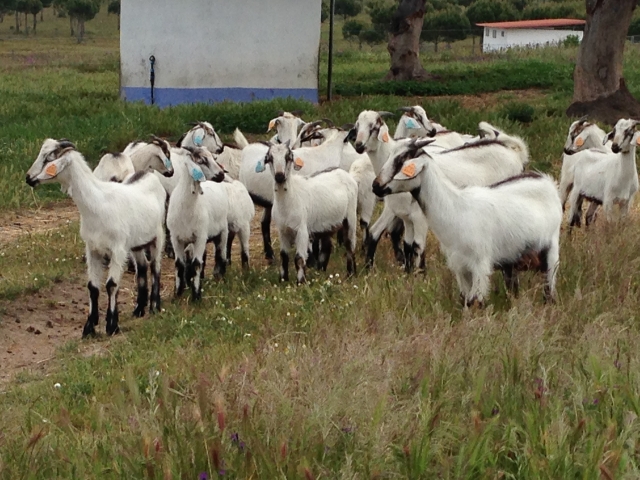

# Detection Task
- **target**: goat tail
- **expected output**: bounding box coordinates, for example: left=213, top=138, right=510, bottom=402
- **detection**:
left=233, top=128, right=249, bottom=149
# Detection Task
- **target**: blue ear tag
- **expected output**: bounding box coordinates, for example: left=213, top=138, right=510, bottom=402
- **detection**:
left=194, top=135, right=203, bottom=146
left=255, top=160, right=265, bottom=173
left=405, top=117, right=418, bottom=129
left=164, top=157, right=172, bottom=169
left=191, top=167, right=205, bottom=182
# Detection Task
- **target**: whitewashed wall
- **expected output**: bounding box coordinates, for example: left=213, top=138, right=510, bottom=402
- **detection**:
left=120, top=0, right=321, bottom=106
left=483, top=28, right=583, bottom=53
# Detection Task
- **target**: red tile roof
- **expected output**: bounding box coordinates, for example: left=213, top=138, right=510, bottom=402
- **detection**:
left=476, top=19, right=585, bottom=29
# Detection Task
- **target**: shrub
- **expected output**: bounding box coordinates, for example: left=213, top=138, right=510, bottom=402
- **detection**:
left=563, top=34, right=580, bottom=48
left=343, top=19, right=366, bottom=41
left=501, top=102, right=535, bottom=123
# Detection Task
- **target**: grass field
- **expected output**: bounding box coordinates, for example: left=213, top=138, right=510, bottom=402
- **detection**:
left=2, top=7, right=640, bottom=479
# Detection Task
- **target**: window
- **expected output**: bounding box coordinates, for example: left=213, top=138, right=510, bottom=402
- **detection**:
left=485, top=28, right=489, bottom=36
left=501, top=31, right=505, bottom=37
left=493, top=29, right=497, bottom=38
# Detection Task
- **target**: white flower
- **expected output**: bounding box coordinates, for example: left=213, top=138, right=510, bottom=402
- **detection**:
left=54, top=383, right=61, bottom=389
left=244, top=333, right=252, bottom=338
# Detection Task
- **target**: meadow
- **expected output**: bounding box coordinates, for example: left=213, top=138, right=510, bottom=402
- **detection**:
left=2, top=8, right=640, bottom=479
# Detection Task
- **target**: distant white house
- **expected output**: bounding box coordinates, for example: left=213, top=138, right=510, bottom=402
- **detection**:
left=477, top=19, right=585, bottom=53
left=120, top=0, right=321, bottom=107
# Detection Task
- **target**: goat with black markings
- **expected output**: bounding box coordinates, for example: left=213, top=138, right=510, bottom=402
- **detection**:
left=260, top=142, right=358, bottom=284
left=372, top=138, right=562, bottom=306
left=567, top=118, right=640, bottom=227
left=26, top=139, right=166, bottom=337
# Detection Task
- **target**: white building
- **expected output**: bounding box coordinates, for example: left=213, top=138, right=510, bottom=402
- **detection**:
left=120, top=0, right=321, bottom=107
left=477, top=19, right=585, bottom=53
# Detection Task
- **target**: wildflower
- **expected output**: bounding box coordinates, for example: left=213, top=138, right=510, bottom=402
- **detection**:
left=230, top=432, right=239, bottom=444
left=491, top=406, right=499, bottom=416
left=614, top=359, right=622, bottom=370
left=54, top=383, right=61, bottom=389
left=198, top=473, right=209, bottom=480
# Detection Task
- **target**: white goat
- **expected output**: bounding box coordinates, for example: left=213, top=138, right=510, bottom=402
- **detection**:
left=238, top=131, right=346, bottom=261
left=26, top=139, right=166, bottom=337
left=352, top=111, right=529, bottom=271
left=394, top=105, right=465, bottom=149
left=267, top=110, right=306, bottom=145
left=558, top=117, right=612, bottom=216
left=567, top=118, right=640, bottom=227
left=373, top=137, right=562, bottom=305
left=178, top=122, right=245, bottom=179
left=260, top=143, right=358, bottom=284
left=221, top=175, right=255, bottom=269
left=94, top=136, right=174, bottom=184
left=166, top=149, right=228, bottom=300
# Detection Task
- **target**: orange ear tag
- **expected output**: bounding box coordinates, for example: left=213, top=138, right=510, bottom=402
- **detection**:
left=294, top=158, right=304, bottom=168
left=45, top=163, right=57, bottom=177
left=268, top=120, right=276, bottom=130
left=401, top=162, right=416, bottom=178
left=636, top=137, right=640, bottom=146
left=381, top=132, right=390, bottom=143
left=575, top=137, right=584, bottom=147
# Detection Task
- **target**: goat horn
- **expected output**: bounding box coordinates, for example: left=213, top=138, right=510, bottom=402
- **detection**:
left=290, top=110, right=305, bottom=117
left=377, top=111, right=395, bottom=118
left=321, top=118, right=335, bottom=127
left=58, top=140, right=76, bottom=150
left=340, top=123, right=355, bottom=131
left=577, top=115, right=589, bottom=124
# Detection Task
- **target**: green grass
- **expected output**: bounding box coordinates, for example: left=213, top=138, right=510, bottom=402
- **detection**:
left=2, top=7, right=640, bottom=479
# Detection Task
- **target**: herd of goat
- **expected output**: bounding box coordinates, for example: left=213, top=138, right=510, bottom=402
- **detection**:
left=24, top=107, right=640, bottom=338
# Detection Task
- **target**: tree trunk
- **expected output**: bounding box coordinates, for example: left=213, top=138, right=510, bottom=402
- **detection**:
left=15, top=9, right=19, bottom=32
left=567, top=0, right=640, bottom=124
left=33, top=13, right=37, bottom=34
left=24, top=12, right=28, bottom=35
left=384, top=0, right=430, bottom=81
left=70, top=16, right=74, bottom=36
left=76, top=18, right=84, bottom=43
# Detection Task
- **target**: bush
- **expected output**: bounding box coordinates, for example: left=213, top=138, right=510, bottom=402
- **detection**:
left=343, top=19, right=366, bottom=40
left=563, top=34, right=580, bottom=48
left=501, top=102, right=535, bottom=123
left=335, top=0, right=363, bottom=19
left=359, top=28, right=386, bottom=45
left=334, top=59, right=572, bottom=97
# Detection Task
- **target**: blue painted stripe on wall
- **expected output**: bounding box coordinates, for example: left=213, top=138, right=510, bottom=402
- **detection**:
left=122, top=87, right=318, bottom=107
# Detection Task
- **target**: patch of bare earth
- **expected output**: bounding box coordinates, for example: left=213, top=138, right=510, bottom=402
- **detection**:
left=0, top=203, right=272, bottom=385
left=0, top=199, right=79, bottom=246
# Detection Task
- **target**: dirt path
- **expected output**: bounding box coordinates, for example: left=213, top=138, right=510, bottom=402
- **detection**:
left=0, top=204, right=270, bottom=386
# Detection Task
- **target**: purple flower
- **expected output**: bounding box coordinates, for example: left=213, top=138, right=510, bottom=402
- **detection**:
left=593, top=398, right=599, bottom=405
left=238, top=441, right=246, bottom=452
left=491, top=406, right=500, bottom=416
left=230, top=432, right=239, bottom=444
left=198, top=473, right=209, bottom=480
left=341, top=426, right=354, bottom=434
left=218, top=470, right=226, bottom=476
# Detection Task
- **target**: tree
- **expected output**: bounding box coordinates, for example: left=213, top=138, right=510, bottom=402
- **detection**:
left=522, top=3, right=579, bottom=20
left=0, top=0, right=16, bottom=23
left=567, top=0, right=640, bottom=124
left=343, top=18, right=366, bottom=47
left=40, top=0, right=51, bottom=20
left=422, top=6, right=469, bottom=52
left=335, top=0, right=362, bottom=20
left=384, top=0, right=430, bottom=81
left=61, top=0, right=100, bottom=42
left=466, top=0, right=518, bottom=37
left=107, top=0, right=119, bottom=30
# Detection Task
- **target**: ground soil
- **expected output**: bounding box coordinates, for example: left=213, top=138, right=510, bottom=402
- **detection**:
left=0, top=203, right=269, bottom=387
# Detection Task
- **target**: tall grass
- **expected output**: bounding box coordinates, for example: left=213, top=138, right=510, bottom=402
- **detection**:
left=2, top=9, right=640, bottom=479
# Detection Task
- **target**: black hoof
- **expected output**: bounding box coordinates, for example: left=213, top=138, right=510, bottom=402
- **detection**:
left=132, top=306, right=145, bottom=318
left=82, top=325, right=96, bottom=338
left=106, top=324, right=120, bottom=336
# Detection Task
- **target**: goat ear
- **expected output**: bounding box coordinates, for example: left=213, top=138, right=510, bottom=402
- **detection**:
left=394, top=157, right=426, bottom=181
left=604, top=130, right=614, bottom=145
left=377, top=125, right=390, bottom=143
left=267, top=118, right=277, bottom=132
left=414, top=138, right=437, bottom=150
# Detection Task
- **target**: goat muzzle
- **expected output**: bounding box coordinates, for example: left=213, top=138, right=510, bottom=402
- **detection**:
left=563, top=148, right=575, bottom=156
left=611, top=144, right=621, bottom=154
left=25, top=175, right=39, bottom=187
left=371, top=179, right=390, bottom=197
left=354, top=142, right=366, bottom=154
left=429, top=128, right=437, bottom=137
left=212, top=172, right=225, bottom=183
left=274, top=172, right=286, bottom=184
left=163, top=170, right=175, bottom=178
